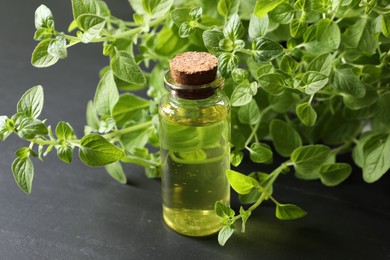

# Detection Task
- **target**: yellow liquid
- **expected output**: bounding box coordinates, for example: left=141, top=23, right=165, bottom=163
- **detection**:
left=159, top=95, right=230, bottom=236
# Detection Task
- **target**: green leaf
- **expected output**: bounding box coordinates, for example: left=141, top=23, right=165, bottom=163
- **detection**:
left=12, top=157, right=34, bottom=194
left=353, top=132, right=382, bottom=168
left=218, top=0, right=240, bottom=18
left=254, top=0, right=284, bottom=18
left=342, top=89, right=378, bottom=110
left=218, top=52, right=238, bottom=77
left=316, top=18, right=341, bottom=50
left=98, top=117, right=116, bottom=134
left=240, top=207, right=251, bottom=233
left=34, top=28, right=53, bottom=41
left=79, top=134, right=124, bottom=166
left=230, top=149, right=244, bottom=167
left=239, top=172, right=273, bottom=204
left=294, top=0, right=309, bottom=10
left=374, top=94, right=390, bottom=127
left=218, top=225, right=235, bottom=246
left=290, top=18, right=308, bottom=38
left=302, top=71, right=329, bottom=95
left=249, top=13, right=269, bottom=39
left=215, top=201, right=235, bottom=218
left=382, top=14, right=390, bottom=37
left=363, top=134, right=390, bottom=183
left=226, top=169, right=259, bottom=194
left=77, top=14, right=106, bottom=43
left=296, top=102, right=317, bottom=127
left=105, top=161, right=127, bottom=184
left=280, top=55, right=299, bottom=75
left=94, top=70, right=119, bottom=117
left=342, top=17, right=377, bottom=55
left=270, top=119, right=302, bottom=157
left=35, top=4, right=54, bottom=30
left=332, top=68, right=366, bottom=98
left=48, top=34, right=67, bottom=59
left=56, top=121, right=76, bottom=140
left=319, top=163, right=352, bottom=186
left=178, top=22, right=194, bottom=38
left=57, top=145, right=73, bottom=163
left=17, top=118, right=48, bottom=140
left=31, top=39, right=59, bottom=68
left=269, top=91, right=299, bottom=113
left=15, top=147, right=32, bottom=158
left=223, top=14, right=244, bottom=40
left=71, top=0, right=100, bottom=20
left=155, top=25, right=188, bottom=56
left=256, top=63, right=274, bottom=77
left=86, top=101, right=100, bottom=131
left=112, top=93, right=150, bottom=127
left=0, top=116, right=13, bottom=141
left=291, top=145, right=331, bottom=179
left=230, top=82, right=253, bottom=107
left=237, top=99, right=260, bottom=125
left=203, top=30, right=224, bottom=54
left=189, top=6, right=202, bottom=21
left=307, top=53, right=332, bottom=76
left=249, top=142, right=273, bottom=164
left=252, top=37, right=283, bottom=63
left=219, top=38, right=234, bottom=52
left=269, top=3, right=294, bottom=24
left=110, top=50, right=146, bottom=85
left=258, top=73, right=285, bottom=96
left=17, top=85, right=44, bottom=119
left=143, top=0, right=173, bottom=19
left=275, top=203, right=307, bottom=220
left=231, top=68, right=248, bottom=83
left=170, top=8, right=190, bottom=27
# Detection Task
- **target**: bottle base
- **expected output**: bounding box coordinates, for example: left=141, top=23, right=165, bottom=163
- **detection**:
left=163, top=206, right=222, bottom=237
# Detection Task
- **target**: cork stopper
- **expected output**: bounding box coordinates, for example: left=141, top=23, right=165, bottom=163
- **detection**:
left=170, top=52, right=218, bottom=85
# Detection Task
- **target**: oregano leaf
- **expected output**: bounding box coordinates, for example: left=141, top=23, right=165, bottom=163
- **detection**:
left=76, top=14, right=106, bottom=43
left=270, top=119, right=302, bottom=157
left=248, top=142, right=273, bottom=164
left=276, top=203, right=307, bottom=220
left=319, top=163, right=352, bottom=186
left=12, top=157, right=34, bottom=194
left=110, top=50, right=146, bottom=85
left=105, top=161, right=127, bottom=184
left=296, top=102, right=317, bottom=127
left=79, top=134, right=124, bottom=166
left=226, top=169, right=259, bottom=195
left=17, top=85, right=44, bottom=119
left=223, top=14, right=244, bottom=40
left=31, top=39, right=59, bottom=68
left=254, top=0, right=284, bottom=18
left=218, top=225, right=235, bottom=246
left=94, top=70, right=119, bottom=117
left=35, top=4, right=54, bottom=30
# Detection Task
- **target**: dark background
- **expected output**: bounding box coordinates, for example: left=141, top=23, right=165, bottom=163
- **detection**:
left=0, top=1, right=389, bottom=259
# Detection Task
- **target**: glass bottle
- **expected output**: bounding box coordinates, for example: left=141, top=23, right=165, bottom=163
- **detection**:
left=159, top=52, right=230, bottom=237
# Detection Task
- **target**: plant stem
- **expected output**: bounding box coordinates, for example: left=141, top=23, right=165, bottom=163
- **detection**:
left=29, top=138, right=58, bottom=146
left=244, top=107, right=271, bottom=147
left=234, top=161, right=291, bottom=221
left=103, top=121, right=153, bottom=139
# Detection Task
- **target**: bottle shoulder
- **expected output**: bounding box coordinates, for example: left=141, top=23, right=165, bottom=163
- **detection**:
left=159, top=93, right=230, bottom=126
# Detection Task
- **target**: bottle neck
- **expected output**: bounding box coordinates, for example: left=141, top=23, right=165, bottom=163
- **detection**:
left=164, top=71, right=224, bottom=100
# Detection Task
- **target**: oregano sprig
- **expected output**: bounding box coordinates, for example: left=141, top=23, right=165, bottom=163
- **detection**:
left=1, top=0, right=389, bottom=246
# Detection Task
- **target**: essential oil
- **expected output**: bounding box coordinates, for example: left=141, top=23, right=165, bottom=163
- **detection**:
left=159, top=52, right=230, bottom=237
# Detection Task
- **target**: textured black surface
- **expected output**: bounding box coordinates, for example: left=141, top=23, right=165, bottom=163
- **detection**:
left=0, top=1, right=389, bottom=259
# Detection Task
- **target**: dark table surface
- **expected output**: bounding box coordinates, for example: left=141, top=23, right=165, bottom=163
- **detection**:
left=0, top=1, right=389, bottom=259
